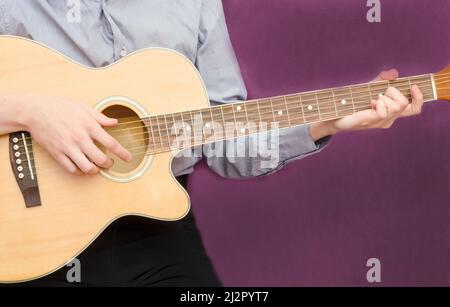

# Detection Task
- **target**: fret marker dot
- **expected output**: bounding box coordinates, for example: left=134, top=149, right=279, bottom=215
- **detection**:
left=308, top=105, right=313, bottom=111
left=341, top=99, right=346, bottom=105
left=236, top=106, right=241, bottom=111
left=378, top=93, right=383, bottom=98
left=185, top=126, right=191, bottom=131
left=205, top=123, right=210, bottom=128
left=278, top=110, right=283, bottom=115
left=240, top=128, right=246, bottom=133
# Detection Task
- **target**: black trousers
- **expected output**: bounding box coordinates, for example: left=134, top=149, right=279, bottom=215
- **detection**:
left=7, top=175, right=221, bottom=287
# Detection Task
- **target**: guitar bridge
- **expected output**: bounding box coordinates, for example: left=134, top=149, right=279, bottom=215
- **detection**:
left=9, top=132, right=41, bottom=208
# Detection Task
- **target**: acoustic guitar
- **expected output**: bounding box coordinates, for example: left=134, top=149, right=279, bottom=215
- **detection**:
left=0, top=36, right=448, bottom=283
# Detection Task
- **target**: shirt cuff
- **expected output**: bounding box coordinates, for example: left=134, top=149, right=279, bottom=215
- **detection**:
left=281, top=124, right=331, bottom=161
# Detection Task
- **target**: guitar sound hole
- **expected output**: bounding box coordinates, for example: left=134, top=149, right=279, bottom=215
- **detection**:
left=99, top=104, right=149, bottom=175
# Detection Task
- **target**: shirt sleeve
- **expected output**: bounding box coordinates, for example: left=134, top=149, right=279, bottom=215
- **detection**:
left=196, top=0, right=330, bottom=179
left=0, top=0, right=10, bottom=34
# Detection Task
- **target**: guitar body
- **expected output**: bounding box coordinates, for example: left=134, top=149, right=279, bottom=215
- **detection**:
left=0, top=36, right=209, bottom=282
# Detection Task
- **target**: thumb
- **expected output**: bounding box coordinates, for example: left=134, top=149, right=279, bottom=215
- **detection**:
left=372, top=68, right=399, bottom=82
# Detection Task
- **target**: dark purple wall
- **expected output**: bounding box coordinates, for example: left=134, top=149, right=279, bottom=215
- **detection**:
left=189, top=0, right=450, bottom=286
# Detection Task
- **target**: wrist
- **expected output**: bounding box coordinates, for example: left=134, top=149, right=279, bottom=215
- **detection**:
left=1, top=94, right=34, bottom=131
left=309, top=121, right=337, bottom=142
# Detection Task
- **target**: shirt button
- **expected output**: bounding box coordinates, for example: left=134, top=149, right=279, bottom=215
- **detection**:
left=120, top=47, right=127, bottom=58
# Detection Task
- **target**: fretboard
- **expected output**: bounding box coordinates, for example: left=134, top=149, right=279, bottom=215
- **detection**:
left=140, top=74, right=436, bottom=154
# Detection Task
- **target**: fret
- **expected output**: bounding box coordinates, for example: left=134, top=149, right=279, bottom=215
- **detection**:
left=180, top=111, right=193, bottom=147
left=428, top=74, right=437, bottom=100
left=284, top=96, right=292, bottom=126
left=221, top=104, right=238, bottom=139
left=170, top=112, right=181, bottom=150
left=172, top=112, right=187, bottom=149
left=210, top=106, right=225, bottom=140
left=258, top=98, right=275, bottom=124
left=233, top=103, right=248, bottom=138
left=285, top=94, right=304, bottom=126
left=200, top=108, right=215, bottom=142
left=355, top=85, right=373, bottom=112
left=162, top=114, right=172, bottom=149
left=316, top=90, right=337, bottom=121
left=245, top=100, right=262, bottom=131
left=144, top=117, right=157, bottom=153
left=370, top=81, right=388, bottom=98
left=298, top=94, right=306, bottom=124
left=331, top=89, right=338, bottom=117
left=300, top=92, right=320, bottom=123
left=314, top=92, right=322, bottom=120
left=243, top=102, right=250, bottom=125
left=209, top=107, right=215, bottom=130
left=270, top=96, right=290, bottom=128
left=245, top=100, right=260, bottom=123
left=189, top=110, right=204, bottom=145
left=268, top=98, right=276, bottom=123
left=411, top=75, right=434, bottom=101
left=256, top=100, right=262, bottom=124
left=154, top=115, right=166, bottom=151
left=367, top=83, right=373, bottom=101
left=233, top=103, right=247, bottom=121
left=349, top=87, right=356, bottom=114
left=333, top=87, right=354, bottom=117
left=219, top=105, right=227, bottom=140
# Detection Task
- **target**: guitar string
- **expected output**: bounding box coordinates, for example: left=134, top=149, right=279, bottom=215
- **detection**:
left=16, top=87, right=435, bottom=163
left=14, top=79, right=435, bottom=148
left=106, top=78, right=437, bottom=132
left=18, top=92, right=435, bottom=176
left=11, top=74, right=439, bottom=169
left=16, top=87, right=435, bottom=159
left=14, top=86, right=436, bottom=156
left=14, top=76, right=437, bottom=144
left=11, top=73, right=450, bottom=148
left=18, top=104, right=378, bottom=177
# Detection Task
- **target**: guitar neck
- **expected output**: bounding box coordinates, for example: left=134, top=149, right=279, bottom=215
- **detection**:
left=144, top=73, right=437, bottom=154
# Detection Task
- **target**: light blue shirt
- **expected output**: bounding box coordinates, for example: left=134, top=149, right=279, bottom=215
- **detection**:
left=0, top=0, right=328, bottom=178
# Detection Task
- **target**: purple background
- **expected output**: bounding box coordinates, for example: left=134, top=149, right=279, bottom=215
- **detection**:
left=189, top=0, right=450, bottom=286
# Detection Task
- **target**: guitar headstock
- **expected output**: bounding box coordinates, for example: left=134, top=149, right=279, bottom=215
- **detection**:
left=435, top=64, right=450, bottom=101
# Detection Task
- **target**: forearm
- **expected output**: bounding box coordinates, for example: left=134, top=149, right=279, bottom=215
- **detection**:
left=309, top=121, right=336, bottom=142
left=0, top=94, right=28, bottom=136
